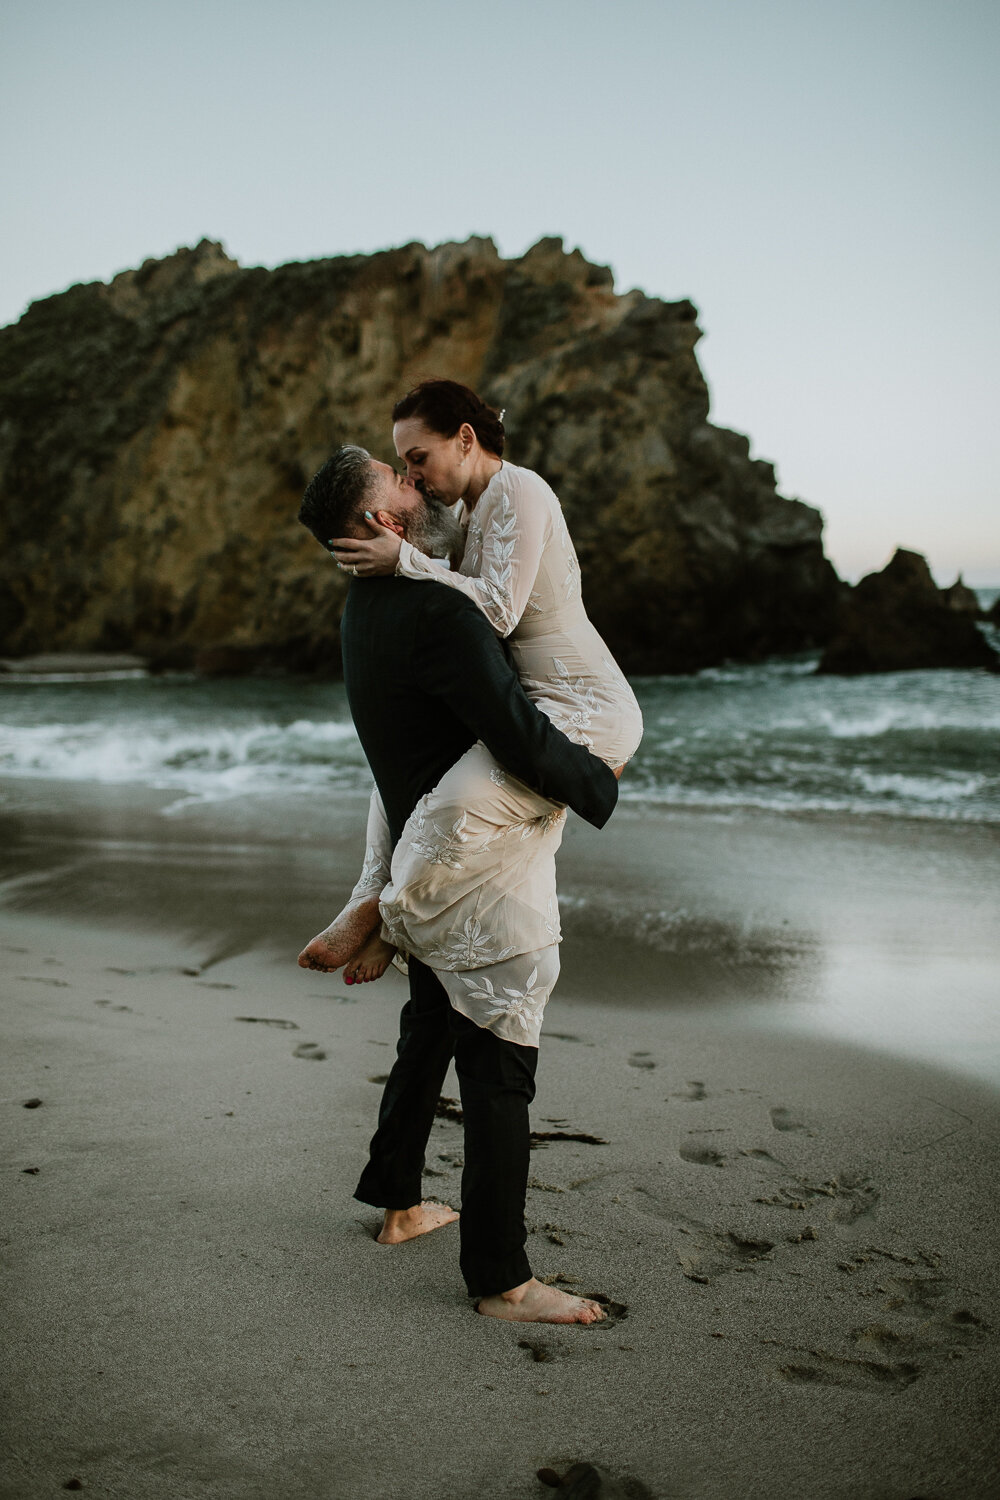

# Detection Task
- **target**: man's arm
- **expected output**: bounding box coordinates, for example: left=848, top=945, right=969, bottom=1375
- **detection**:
left=414, top=586, right=619, bottom=829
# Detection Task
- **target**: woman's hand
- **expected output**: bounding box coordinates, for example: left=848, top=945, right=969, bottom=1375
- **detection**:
left=613, top=764, right=625, bottom=780
left=330, top=515, right=402, bottom=577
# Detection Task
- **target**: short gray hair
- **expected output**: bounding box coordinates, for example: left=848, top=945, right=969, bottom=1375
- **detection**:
left=298, top=445, right=376, bottom=549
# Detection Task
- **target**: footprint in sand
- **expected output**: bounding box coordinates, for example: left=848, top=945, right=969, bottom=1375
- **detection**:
left=518, top=1338, right=555, bottom=1363
left=677, top=1229, right=776, bottom=1283
left=679, top=1141, right=726, bottom=1167
left=293, top=1042, right=328, bottom=1061
left=775, top=1349, right=921, bottom=1391
left=628, top=1052, right=656, bottom=1070
left=755, top=1170, right=879, bottom=1226
left=763, top=1280, right=993, bottom=1391
left=770, top=1106, right=809, bottom=1133
left=17, top=976, right=70, bottom=988
left=234, top=1017, right=300, bottom=1030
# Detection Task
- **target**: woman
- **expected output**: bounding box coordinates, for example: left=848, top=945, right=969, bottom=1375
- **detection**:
left=299, top=381, right=642, bottom=1044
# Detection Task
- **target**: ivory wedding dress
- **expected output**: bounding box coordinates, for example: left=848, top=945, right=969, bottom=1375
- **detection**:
left=350, top=461, right=642, bottom=1046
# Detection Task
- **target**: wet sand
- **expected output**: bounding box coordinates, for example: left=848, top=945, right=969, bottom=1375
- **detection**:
left=2, top=778, right=999, bottom=1498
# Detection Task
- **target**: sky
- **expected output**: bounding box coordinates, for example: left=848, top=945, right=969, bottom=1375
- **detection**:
left=2, top=0, right=997, bottom=584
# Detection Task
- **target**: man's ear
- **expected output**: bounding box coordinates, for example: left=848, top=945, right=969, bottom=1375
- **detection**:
left=372, top=509, right=404, bottom=537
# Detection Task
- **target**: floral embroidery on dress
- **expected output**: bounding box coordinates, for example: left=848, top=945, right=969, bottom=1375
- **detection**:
left=489, top=766, right=509, bottom=787
left=459, top=965, right=548, bottom=1034
left=551, top=656, right=601, bottom=744
left=355, top=843, right=390, bottom=893
left=407, top=804, right=472, bottom=869
left=432, top=916, right=517, bottom=969
left=563, top=544, right=581, bottom=601
left=537, top=807, right=567, bottom=837
left=542, top=895, right=560, bottom=942
left=379, top=901, right=409, bottom=950
left=476, top=491, right=519, bottom=633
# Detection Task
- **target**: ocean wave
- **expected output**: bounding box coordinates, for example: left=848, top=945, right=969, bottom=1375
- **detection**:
left=0, top=718, right=364, bottom=800
left=819, top=705, right=1000, bottom=738
left=850, top=770, right=986, bottom=802
left=616, top=781, right=1000, bottom=824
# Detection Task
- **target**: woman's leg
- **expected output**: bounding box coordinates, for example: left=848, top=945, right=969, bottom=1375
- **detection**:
left=297, top=787, right=394, bottom=975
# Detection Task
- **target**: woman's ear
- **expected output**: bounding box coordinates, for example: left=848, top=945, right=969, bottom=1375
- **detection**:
left=457, top=421, right=476, bottom=455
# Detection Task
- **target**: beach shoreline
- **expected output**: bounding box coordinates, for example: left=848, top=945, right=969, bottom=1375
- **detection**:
left=2, top=777, right=999, bottom=1497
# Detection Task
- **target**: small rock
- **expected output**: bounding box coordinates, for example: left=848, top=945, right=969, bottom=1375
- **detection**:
left=23, top=1098, right=43, bottom=1109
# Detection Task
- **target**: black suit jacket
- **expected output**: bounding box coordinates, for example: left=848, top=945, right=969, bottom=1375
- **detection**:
left=341, top=576, right=619, bottom=846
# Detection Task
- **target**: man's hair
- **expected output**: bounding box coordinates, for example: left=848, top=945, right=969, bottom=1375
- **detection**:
left=298, top=445, right=376, bottom=548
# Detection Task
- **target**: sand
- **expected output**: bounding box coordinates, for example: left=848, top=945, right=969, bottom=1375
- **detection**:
left=2, top=778, right=999, bottom=1499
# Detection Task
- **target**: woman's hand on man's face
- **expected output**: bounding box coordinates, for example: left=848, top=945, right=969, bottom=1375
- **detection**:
left=330, top=515, right=403, bottom=577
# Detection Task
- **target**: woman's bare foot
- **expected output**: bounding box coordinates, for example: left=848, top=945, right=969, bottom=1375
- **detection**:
left=344, top=929, right=396, bottom=985
left=476, top=1278, right=607, bottom=1324
left=297, top=893, right=381, bottom=971
left=376, top=1201, right=460, bottom=1244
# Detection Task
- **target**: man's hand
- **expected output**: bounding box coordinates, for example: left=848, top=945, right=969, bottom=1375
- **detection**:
left=331, top=514, right=402, bottom=577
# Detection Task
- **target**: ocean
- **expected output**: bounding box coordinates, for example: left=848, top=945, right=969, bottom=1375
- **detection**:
left=2, top=615, right=998, bottom=825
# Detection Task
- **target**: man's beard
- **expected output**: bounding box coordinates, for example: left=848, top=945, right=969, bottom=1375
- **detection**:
left=406, top=496, right=465, bottom=561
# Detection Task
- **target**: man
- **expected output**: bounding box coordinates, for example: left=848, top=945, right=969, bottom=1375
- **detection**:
left=299, top=445, right=616, bottom=1324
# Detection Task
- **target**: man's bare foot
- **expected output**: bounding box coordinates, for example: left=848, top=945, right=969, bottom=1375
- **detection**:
left=376, top=1201, right=460, bottom=1244
left=344, top=929, right=396, bottom=985
left=476, top=1278, right=607, bottom=1324
left=298, top=893, right=381, bottom=971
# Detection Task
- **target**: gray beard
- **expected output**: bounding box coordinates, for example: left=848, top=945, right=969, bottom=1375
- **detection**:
left=406, top=498, right=465, bottom=561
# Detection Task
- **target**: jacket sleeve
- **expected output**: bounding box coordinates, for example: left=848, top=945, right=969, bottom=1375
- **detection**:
left=413, top=586, right=619, bottom=829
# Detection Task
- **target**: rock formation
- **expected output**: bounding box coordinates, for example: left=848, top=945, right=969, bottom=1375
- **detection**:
left=817, top=549, right=998, bottom=674
left=0, top=235, right=841, bottom=674
left=941, top=575, right=981, bottom=615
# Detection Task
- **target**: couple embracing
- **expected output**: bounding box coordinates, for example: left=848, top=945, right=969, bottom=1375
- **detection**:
left=297, top=380, right=642, bottom=1325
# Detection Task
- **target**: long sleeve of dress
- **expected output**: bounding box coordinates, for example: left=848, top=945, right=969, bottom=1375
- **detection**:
left=395, top=475, right=548, bottom=638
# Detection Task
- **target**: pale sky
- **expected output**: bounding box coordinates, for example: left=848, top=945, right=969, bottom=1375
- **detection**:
left=2, top=0, right=997, bottom=583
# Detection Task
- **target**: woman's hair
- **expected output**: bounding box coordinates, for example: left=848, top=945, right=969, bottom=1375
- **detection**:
left=392, top=379, right=505, bottom=457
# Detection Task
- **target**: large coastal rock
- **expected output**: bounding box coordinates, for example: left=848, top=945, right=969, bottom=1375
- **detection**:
left=0, top=236, right=840, bottom=674
left=818, top=550, right=998, bottom=674
left=941, top=575, right=981, bottom=615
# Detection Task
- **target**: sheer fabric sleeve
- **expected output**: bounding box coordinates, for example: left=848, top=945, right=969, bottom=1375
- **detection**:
left=348, top=786, right=392, bottom=902
left=395, top=477, right=548, bottom=638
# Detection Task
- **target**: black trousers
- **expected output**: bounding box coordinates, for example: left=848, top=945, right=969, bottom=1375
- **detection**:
left=354, top=957, right=538, bottom=1298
